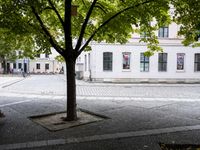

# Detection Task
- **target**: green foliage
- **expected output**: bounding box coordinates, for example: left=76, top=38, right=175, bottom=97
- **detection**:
left=0, top=0, right=198, bottom=61
left=172, top=0, right=200, bottom=46
left=55, top=55, right=65, bottom=62
left=0, top=0, right=175, bottom=60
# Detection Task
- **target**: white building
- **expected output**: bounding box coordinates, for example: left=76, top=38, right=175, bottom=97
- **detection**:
left=29, top=50, right=63, bottom=74
left=82, top=23, right=200, bottom=83
left=1, top=49, right=64, bottom=74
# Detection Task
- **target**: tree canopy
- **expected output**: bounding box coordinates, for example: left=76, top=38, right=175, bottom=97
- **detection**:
left=0, top=0, right=172, bottom=57
left=0, top=0, right=198, bottom=58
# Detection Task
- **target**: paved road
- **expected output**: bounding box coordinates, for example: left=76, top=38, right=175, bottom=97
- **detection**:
left=1, top=75, right=200, bottom=100
left=1, top=75, right=200, bottom=150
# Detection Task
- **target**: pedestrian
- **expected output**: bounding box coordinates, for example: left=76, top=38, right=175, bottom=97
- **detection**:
left=21, top=68, right=25, bottom=77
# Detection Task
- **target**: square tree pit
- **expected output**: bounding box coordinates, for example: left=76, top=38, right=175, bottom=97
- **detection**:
left=29, top=109, right=108, bottom=132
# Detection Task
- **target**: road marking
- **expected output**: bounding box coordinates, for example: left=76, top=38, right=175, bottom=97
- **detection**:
left=1, top=92, right=200, bottom=102
left=1, top=124, right=200, bottom=149
left=1, top=78, right=25, bottom=88
left=0, top=100, right=33, bottom=108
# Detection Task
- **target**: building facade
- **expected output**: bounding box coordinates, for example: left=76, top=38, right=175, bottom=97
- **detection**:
left=0, top=49, right=64, bottom=74
left=82, top=23, right=200, bottom=83
left=28, top=51, right=63, bottom=74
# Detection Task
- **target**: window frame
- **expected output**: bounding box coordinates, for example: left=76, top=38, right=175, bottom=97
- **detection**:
left=158, top=26, right=169, bottom=38
left=18, top=63, right=22, bottom=69
left=36, top=63, right=40, bottom=70
left=140, top=32, right=148, bottom=38
left=103, top=52, right=113, bottom=71
left=194, top=53, right=200, bottom=72
left=122, top=52, right=131, bottom=70
left=176, top=53, right=185, bottom=71
left=45, top=53, right=49, bottom=58
left=13, top=63, right=16, bottom=69
left=45, top=63, right=49, bottom=70
left=158, top=53, right=168, bottom=72
left=140, top=53, right=149, bottom=72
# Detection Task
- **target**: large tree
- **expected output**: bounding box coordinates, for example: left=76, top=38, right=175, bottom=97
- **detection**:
left=0, top=0, right=174, bottom=120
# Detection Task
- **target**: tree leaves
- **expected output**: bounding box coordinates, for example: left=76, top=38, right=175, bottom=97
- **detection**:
left=0, top=0, right=198, bottom=60
left=172, top=0, right=200, bottom=46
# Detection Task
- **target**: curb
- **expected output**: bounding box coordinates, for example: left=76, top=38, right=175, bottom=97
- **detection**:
left=1, top=125, right=200, bottom=149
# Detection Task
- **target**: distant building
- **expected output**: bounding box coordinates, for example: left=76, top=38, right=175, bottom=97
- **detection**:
left=29, top=50, right=63, bottom=74
left=0, top=49, right=64, bottom=74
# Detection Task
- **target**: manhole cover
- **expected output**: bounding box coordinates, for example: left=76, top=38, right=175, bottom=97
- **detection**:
left=159, top=143, right=200, bottom=150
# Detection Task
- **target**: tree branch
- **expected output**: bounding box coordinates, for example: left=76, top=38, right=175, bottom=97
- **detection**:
left=47, top=0, right=65, bottom=27
left=77, top=0, right=154, bottom=56
left=81, top=0, right=86, bottom=7
left=31, top=6, right=64, bottom=55
left=94, top=3, right=107, bottom=14
left=75, top=0, right=98, bottom=51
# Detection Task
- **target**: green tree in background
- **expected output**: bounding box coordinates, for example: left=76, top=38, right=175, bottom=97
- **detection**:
left=0, top=29, right=35, bottom=73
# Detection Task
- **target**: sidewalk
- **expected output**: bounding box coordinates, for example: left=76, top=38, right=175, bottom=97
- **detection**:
left=1, top=75, right=200, bottom=149
left=1, top=95, right=200, bottom=149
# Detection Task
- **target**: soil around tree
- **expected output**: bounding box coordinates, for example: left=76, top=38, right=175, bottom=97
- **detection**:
left=29, top=109, right=108, bottom=131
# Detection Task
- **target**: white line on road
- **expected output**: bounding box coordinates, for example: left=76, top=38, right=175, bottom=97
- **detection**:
left=1, top=92, right=200, bottom=102
left=0, top=99, right=33, bottom=108
left=1, top=124, right=200, bottom=149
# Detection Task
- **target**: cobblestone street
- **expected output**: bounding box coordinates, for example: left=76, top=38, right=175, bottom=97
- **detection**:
left=1, top=75, right=200, bottom=100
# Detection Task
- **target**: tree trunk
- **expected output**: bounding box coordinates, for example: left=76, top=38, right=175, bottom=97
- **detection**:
left=66, top=60, right=77, bottom=121
left=2, top=59, right=7, bottom=74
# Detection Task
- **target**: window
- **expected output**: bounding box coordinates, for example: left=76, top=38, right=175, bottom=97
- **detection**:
left=18, top=63, right=22, bottom=69
left=140, top=53, right=149, bottom=72
left=140, top=32, right=147, bottom=38
left=158, top=53, right=167, bottom=72
left=18, top=51, right=22, bottom=56
left=36, top=53, right=40, bottom=58
left=122, top=52, right=131, bottom=70
left=78, top=57, right=81, bottom=62
left=13, top=63, right=16, bottom=69
left=103, top=52, right=113, bottom=71
left=36, top=63, right=40, bottom=69
left=45, top=64, right=49, bottom=70
left=158, top=26, right=169, bottom=38
left=194, top=53, right=200, bottom=72
left=45, top=53, right=49, bottom=58
left=177, top=53, right=185, bottom=70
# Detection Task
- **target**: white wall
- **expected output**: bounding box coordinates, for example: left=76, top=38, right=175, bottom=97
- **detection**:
left=29, top=59, right=62, bottom=74
left=82, top=42, right=200, bottom=83
left=80, top=22, right=200, bottom=83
